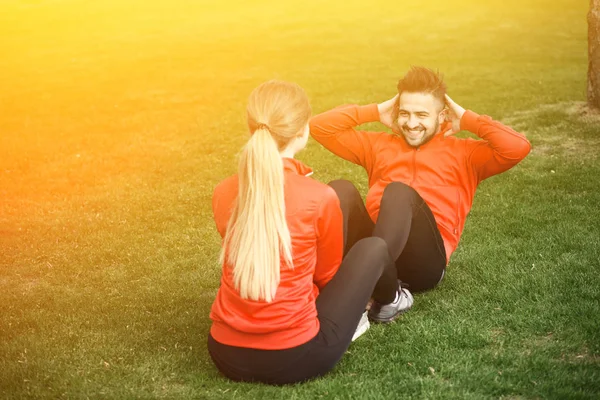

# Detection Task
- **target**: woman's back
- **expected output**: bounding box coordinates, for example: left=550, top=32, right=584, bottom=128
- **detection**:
left=210, top=157, right=343, bottom=350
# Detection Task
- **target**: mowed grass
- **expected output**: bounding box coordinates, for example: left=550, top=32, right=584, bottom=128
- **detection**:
left=1, top=0, right=598, bottom=398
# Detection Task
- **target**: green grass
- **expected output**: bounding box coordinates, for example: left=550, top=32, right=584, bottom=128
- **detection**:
left=1, top=0, right=598, bottom=398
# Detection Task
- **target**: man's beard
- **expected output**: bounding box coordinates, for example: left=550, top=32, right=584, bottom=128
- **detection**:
left=401, top=119, right=439, bottom=147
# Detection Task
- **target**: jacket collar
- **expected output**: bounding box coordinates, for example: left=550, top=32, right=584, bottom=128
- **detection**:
left=283, top=157, right=313, bottom=177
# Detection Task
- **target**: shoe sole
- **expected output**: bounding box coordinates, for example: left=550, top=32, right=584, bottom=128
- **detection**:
left=351, top=317, right=370, bottom=341
left=368, top=307, right=411, bottom=324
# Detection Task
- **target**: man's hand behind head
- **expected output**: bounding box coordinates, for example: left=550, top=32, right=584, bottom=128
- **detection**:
left=443, top=94, right=466, bottom=137
left=378, top=94, right=399, bottom=130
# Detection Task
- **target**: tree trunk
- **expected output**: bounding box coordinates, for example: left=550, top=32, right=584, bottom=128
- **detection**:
left=589, top=0, right=600, bottom=109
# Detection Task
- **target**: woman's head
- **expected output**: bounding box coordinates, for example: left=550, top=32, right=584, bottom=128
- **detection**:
left=246, top=80, right=311, bottom=155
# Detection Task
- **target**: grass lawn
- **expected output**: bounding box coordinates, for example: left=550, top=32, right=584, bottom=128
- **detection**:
left=1, top=0, right=599, bottom=398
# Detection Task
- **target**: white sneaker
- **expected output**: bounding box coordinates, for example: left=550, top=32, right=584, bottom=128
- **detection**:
left=352, top=311, right=370, bottom=341
left=368, top=286, right=414, bottom=323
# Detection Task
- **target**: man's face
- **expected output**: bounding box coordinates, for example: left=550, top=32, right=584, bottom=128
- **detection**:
left=395, top=92, right=445, bottom=147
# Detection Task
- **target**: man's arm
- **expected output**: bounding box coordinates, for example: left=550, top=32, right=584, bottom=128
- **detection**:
left=445, top=95, right=531, bottom=181
left=309, top=103, right=385, bottom=170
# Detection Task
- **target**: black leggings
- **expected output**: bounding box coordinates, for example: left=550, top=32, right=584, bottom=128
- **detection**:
left=207, top=183, right=395, bottom=385
left=330, top=180, right=447, bottom=303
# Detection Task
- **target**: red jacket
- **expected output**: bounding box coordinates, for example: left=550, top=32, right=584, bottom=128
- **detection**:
left=310, top=104, right=531, bottom=262
left=210, top=158, right=344, bottom=350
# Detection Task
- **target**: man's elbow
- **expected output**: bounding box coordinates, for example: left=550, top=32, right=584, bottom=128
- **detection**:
left=504, top=135, right=532, bottom=162
left=514, top=137, right=532, bottom=161
left=494, top=138, right=532, bottom=168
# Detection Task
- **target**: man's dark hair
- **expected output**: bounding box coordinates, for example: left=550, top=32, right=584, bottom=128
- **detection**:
left=397, top=66, right=446, bottom=102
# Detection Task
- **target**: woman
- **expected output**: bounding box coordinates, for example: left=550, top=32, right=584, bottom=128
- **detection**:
left=208, top=80, right=397, bottom=385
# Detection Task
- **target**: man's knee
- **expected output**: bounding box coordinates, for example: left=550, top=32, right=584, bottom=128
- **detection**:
left=382, top=182, right=419, bottom=204
left=328, top=179, right=362, bottom=203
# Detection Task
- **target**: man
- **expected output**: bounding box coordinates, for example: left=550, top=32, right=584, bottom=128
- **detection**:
left=310, top=66, right=531, bottom=323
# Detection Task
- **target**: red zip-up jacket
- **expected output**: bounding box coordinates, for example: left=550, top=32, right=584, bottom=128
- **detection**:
left=210, top=158, right=344, bottom=350
left=310, top=104, right=531, bottom=262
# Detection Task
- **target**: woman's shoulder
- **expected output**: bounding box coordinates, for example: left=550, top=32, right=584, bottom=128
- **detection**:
left=212, top=175, right=239, bottom=214
left=214, top=174, right=238, bottom=196
left=287, top=172, right=335, bottom=195
left=285, top=173, right=339, bottom=213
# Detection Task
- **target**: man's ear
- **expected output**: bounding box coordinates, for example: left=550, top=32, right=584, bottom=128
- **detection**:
left=438, top=108, right=447, bottom=125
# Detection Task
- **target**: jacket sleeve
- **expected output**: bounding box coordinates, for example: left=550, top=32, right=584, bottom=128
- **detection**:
left=212, top=186, right=227, bottom=239
left=309, top=104, right=383, bottom=172
left=461, top=110, right=532, bottom=182
left=313, top=187, right=344, bottom=289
